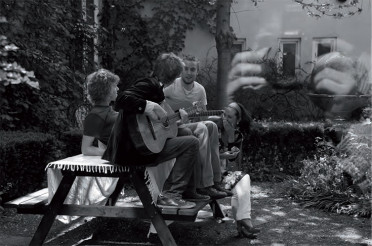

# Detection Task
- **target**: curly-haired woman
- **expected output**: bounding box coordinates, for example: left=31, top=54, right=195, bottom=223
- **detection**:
left=81, top=69, right=120, bottom=155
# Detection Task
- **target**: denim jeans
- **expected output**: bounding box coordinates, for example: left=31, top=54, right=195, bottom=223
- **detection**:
left=153, top=135, right=199, bottom=198
left=185, top=120, right=222, bottom=188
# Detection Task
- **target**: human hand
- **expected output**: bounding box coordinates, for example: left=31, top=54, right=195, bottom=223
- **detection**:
left=224, top=147, right=240, bottom=160
left=145, top=101, right=167, bottom=122
left=311, top=52, right=357, bottom=95
left=227, top=47, right=270, bottom=97
left=179, top=108, right=189, bottom=124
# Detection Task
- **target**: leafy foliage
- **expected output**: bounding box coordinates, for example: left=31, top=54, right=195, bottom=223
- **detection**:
left=294, top=0, right=363, bottom=19
left=0, top=130, right=62, bottom=200
left=285, top=120, right=372, bottom=218
left=0, top=0, right=95, bottom=132
left=98, top=0, right=216, bottom=89
left=0, top=33, right=40, bottom=129
left=0, top=35, right=38, bottom=88
left=241, top=121, right=324, bottom=181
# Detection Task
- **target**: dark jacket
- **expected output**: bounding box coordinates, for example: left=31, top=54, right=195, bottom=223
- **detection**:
left=102, top=77, right=165, bottom=166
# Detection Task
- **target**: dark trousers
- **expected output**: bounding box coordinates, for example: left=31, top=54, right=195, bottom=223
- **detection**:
left=152, top=135, right=199, bottom=198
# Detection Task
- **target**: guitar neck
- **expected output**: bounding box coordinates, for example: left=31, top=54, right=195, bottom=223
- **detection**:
left=189, top=110, right=224, bottom=118
left=161, top=108, right=224, bottom=124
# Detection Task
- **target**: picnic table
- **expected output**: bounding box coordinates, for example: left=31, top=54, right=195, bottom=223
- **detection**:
left=5, top=154, right=224, bottom=246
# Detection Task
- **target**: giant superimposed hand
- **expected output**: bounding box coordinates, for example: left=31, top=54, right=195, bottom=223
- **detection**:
left=311, top=52, right=358, bottom=95
left=227, top=47, right=270, bottom=97
left=311, top=52, right=371, bottom=96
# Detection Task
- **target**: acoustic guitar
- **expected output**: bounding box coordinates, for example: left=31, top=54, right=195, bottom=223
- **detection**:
left=129, top=101, right=224, bottom=155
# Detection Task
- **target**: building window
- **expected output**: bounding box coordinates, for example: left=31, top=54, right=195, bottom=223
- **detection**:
left=278, top=38, right=301, bottom=76
left=312, top=37, right=337, bottom=61
left=231, top=38, right=247, bottom=58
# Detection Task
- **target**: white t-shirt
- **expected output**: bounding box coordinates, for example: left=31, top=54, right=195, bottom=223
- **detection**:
left=163, top=77, right=207, bottom=111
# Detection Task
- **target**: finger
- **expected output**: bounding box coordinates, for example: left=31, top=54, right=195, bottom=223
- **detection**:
left=314, top=67, right=354, bottom=86
left=179, top=108, right=189, bottom=116
left=227, top=77, right=267, bottom=95
left=242, top=84, right=267, bottom=90
left=315, top=78, right=354, bottom=95
left=231, top=47, right=271, bottom=67
left=229, top=63, right=263, bottom=80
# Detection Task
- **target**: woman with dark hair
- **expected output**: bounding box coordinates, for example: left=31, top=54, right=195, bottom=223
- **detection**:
left=212, top=102, right=260, bottom=238
left=219, top=102, right=251, bottom=169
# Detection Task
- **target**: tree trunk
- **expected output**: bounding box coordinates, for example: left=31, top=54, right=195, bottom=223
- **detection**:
left=215, top=0, right=233, bottom=108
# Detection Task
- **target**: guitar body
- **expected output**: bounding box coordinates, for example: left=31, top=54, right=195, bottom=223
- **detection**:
left=129, top=102, right=178, bottom=155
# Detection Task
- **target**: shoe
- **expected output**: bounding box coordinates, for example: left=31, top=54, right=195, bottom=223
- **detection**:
left=197, top=186, right=228, bottom=199
left=157, top=195, right=196, bottom=209
left=236, top=228, right=257, bottom=239
left=213, top=182, right=233, bottom=196
left=147, top=232, right=161, bottom=244
left=183, top=191, right=210, bottom=202
left=237, top=219, right=261, bottom=234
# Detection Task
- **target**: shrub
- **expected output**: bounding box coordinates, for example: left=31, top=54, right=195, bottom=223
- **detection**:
left=0, top=1, right=92, bottom=133
left=0, top=130, right=62, bottom=200
left=285, top=120, right=372, bottom=218
left=242, top=121, right=324, bottom=181
left=59, top=128, right=83, bottom=158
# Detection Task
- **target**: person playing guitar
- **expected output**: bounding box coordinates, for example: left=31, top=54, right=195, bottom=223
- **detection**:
left=102, top=53, right=211, bottom=209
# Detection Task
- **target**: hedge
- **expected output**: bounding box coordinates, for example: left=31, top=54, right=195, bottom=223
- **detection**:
left=0, top=131, right=62, bottom=201
left=242, top=121, right=324, bottom=181
left=0, top=122, right=332, bottom=200
left=59, top=128, right=83, bottom=158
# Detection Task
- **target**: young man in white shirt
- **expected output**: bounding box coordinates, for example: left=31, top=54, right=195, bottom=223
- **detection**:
left=164, top=55, right=232, bottom=199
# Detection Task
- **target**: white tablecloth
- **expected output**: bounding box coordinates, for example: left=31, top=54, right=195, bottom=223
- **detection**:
left=47, top=154, right=175, bottom=223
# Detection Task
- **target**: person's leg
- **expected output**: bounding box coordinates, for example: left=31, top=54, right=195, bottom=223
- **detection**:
left=233, top=174, right=260, bottom=235
left=153, top=136, right=198, bottom=198
left=189, top=122, right=227, bottom=199
left=204, top=121, right=222, bottom=183
left=232, top=174, right=251, bottom=220
left=204, top=120, right=232, bottom=195
left=191, top=122, right=214, bottom=188
left=231, top=188, right=238, bottom=220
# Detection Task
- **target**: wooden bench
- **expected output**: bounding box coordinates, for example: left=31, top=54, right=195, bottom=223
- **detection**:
left=4, top=156, right=224, bottom=246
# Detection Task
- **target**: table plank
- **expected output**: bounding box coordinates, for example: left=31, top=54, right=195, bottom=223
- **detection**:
left=4, top=188, right=48, bottom=208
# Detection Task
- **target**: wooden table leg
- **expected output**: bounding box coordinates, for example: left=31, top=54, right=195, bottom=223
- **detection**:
left=29, top=173, right=76, bottom=246
left=105, top=175, right=127, bottom=206
left=130, top=171, right=177, bottom=246
left=209, top=200, right=224, bottom=219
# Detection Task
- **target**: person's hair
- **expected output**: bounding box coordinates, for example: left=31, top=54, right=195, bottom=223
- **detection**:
left=87, top=69, right=120, bottom=105
left=182, top=54, right=200, bottom=71
left=228, top=102, right=252, bottom=134
left=152, top=52, right=184, bottom=85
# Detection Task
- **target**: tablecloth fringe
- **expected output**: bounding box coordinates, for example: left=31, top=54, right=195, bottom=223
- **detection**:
left=45, top=163, right=130, bottom=173
left=144, top=168, right=156, bottom=204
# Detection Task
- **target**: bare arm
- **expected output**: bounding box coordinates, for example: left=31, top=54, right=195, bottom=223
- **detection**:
left=81, top=135, right=106, bottom=156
